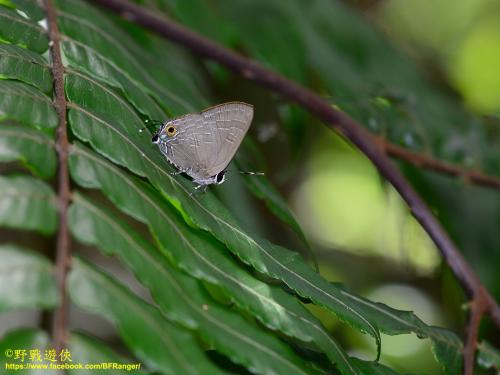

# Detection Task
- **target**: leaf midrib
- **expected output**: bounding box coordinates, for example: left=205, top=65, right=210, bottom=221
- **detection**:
left=0, top=50, right=49, bottom=67
left=0, top=263, right=52, bottom=273
left=339, top=291, right=461, bottom=348
left=0, top=87, right=52, bottom=103
left=0, top=129, right=54, bottom=145
left=0, top=191, right=54, bottom=201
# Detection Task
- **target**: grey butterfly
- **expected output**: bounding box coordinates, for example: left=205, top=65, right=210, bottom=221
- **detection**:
left=151, top=102, right=257, bottom=189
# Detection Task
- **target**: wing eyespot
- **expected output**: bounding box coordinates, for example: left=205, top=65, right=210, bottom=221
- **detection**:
left=166, top=125, right=177, bottom=137
left=215, top=171, right=225, bottom=184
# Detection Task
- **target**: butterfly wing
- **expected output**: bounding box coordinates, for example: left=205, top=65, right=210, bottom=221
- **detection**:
left=160, top=113, right=206, bottom=177
left=160, top=102, right=253, bottom=181
left=200, top=102, right=253, bottom=177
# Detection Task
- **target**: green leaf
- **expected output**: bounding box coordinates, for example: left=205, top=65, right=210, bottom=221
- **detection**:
left=334, top=289, right=462, bottom=374
left=56, top=0, right=202, bottom=115
left=0, top=175, right=57, bottom=234
left=60, top=37, right=166, bottom=121
left=63, top=69, right=381, bottom=355
left=158, top=0, right=236, bottom=46
left=0, top=124, right=56, bottom=178
left=69, top=333, right=150, bottom=375
left=0, top=244, right=58, bottom=312
left=477, top=340, right=500, bottom=372
left=0, top=44, right=52, bottom=93
left=0, top=329, right=146, bottom=375
left=68, top=146, right=362, bottom=374
left=350, top=358, right=403, bottom=375
left=161, top=0, right=307, bottom=83
left=0, top=5, right=48, bottom=53
left=425, top=327, right=462, bottom=374
left=69, top=192, right=328, bottom=375
left=222, top=0, right=308, bottom=83
left=68, top=257, right=227, bottom=375
left=11, top=0, right=45, bottom=21
left=0, top=328, right=58, bottom=375
left=0, top=80, right=57, bottom=132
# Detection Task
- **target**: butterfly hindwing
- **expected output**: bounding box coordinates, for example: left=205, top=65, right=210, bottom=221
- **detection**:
left=201, top=102, right=253, bottom=177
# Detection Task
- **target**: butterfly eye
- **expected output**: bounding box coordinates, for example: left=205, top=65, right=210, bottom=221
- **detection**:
left=166, top=125, right=177, bottom=137
left=151, top=134, right=159, bottom=143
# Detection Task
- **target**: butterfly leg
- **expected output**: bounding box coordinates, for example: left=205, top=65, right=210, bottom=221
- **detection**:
left=189, top=184, right=208, bottom=197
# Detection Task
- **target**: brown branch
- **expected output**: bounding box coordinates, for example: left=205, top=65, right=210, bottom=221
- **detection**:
left=44, top=0, right=71, bottom=352
left=88, top=0, right=500, bottom=371
left=463, top=292, right=487, bottom=375
left=385, top=143, right=500, bottom=190
left=102, top=2, right=500, bottom=193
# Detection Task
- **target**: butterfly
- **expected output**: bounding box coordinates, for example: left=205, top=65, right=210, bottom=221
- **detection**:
left=148, top=102, right=260, bottom=191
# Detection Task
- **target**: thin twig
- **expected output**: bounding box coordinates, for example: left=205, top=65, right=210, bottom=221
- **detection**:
left=44, top=0, right=71, bottom=352
left=385, top=143, right=500, bottom=190
left=88, top=0, right=500, bottom=371
left=463, top=293, right=487, bottom=375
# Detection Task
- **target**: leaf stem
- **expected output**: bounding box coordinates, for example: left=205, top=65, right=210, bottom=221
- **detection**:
left=88, top=0, right=500, bottom=372
left=44, top=0, right=71, bottom=352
